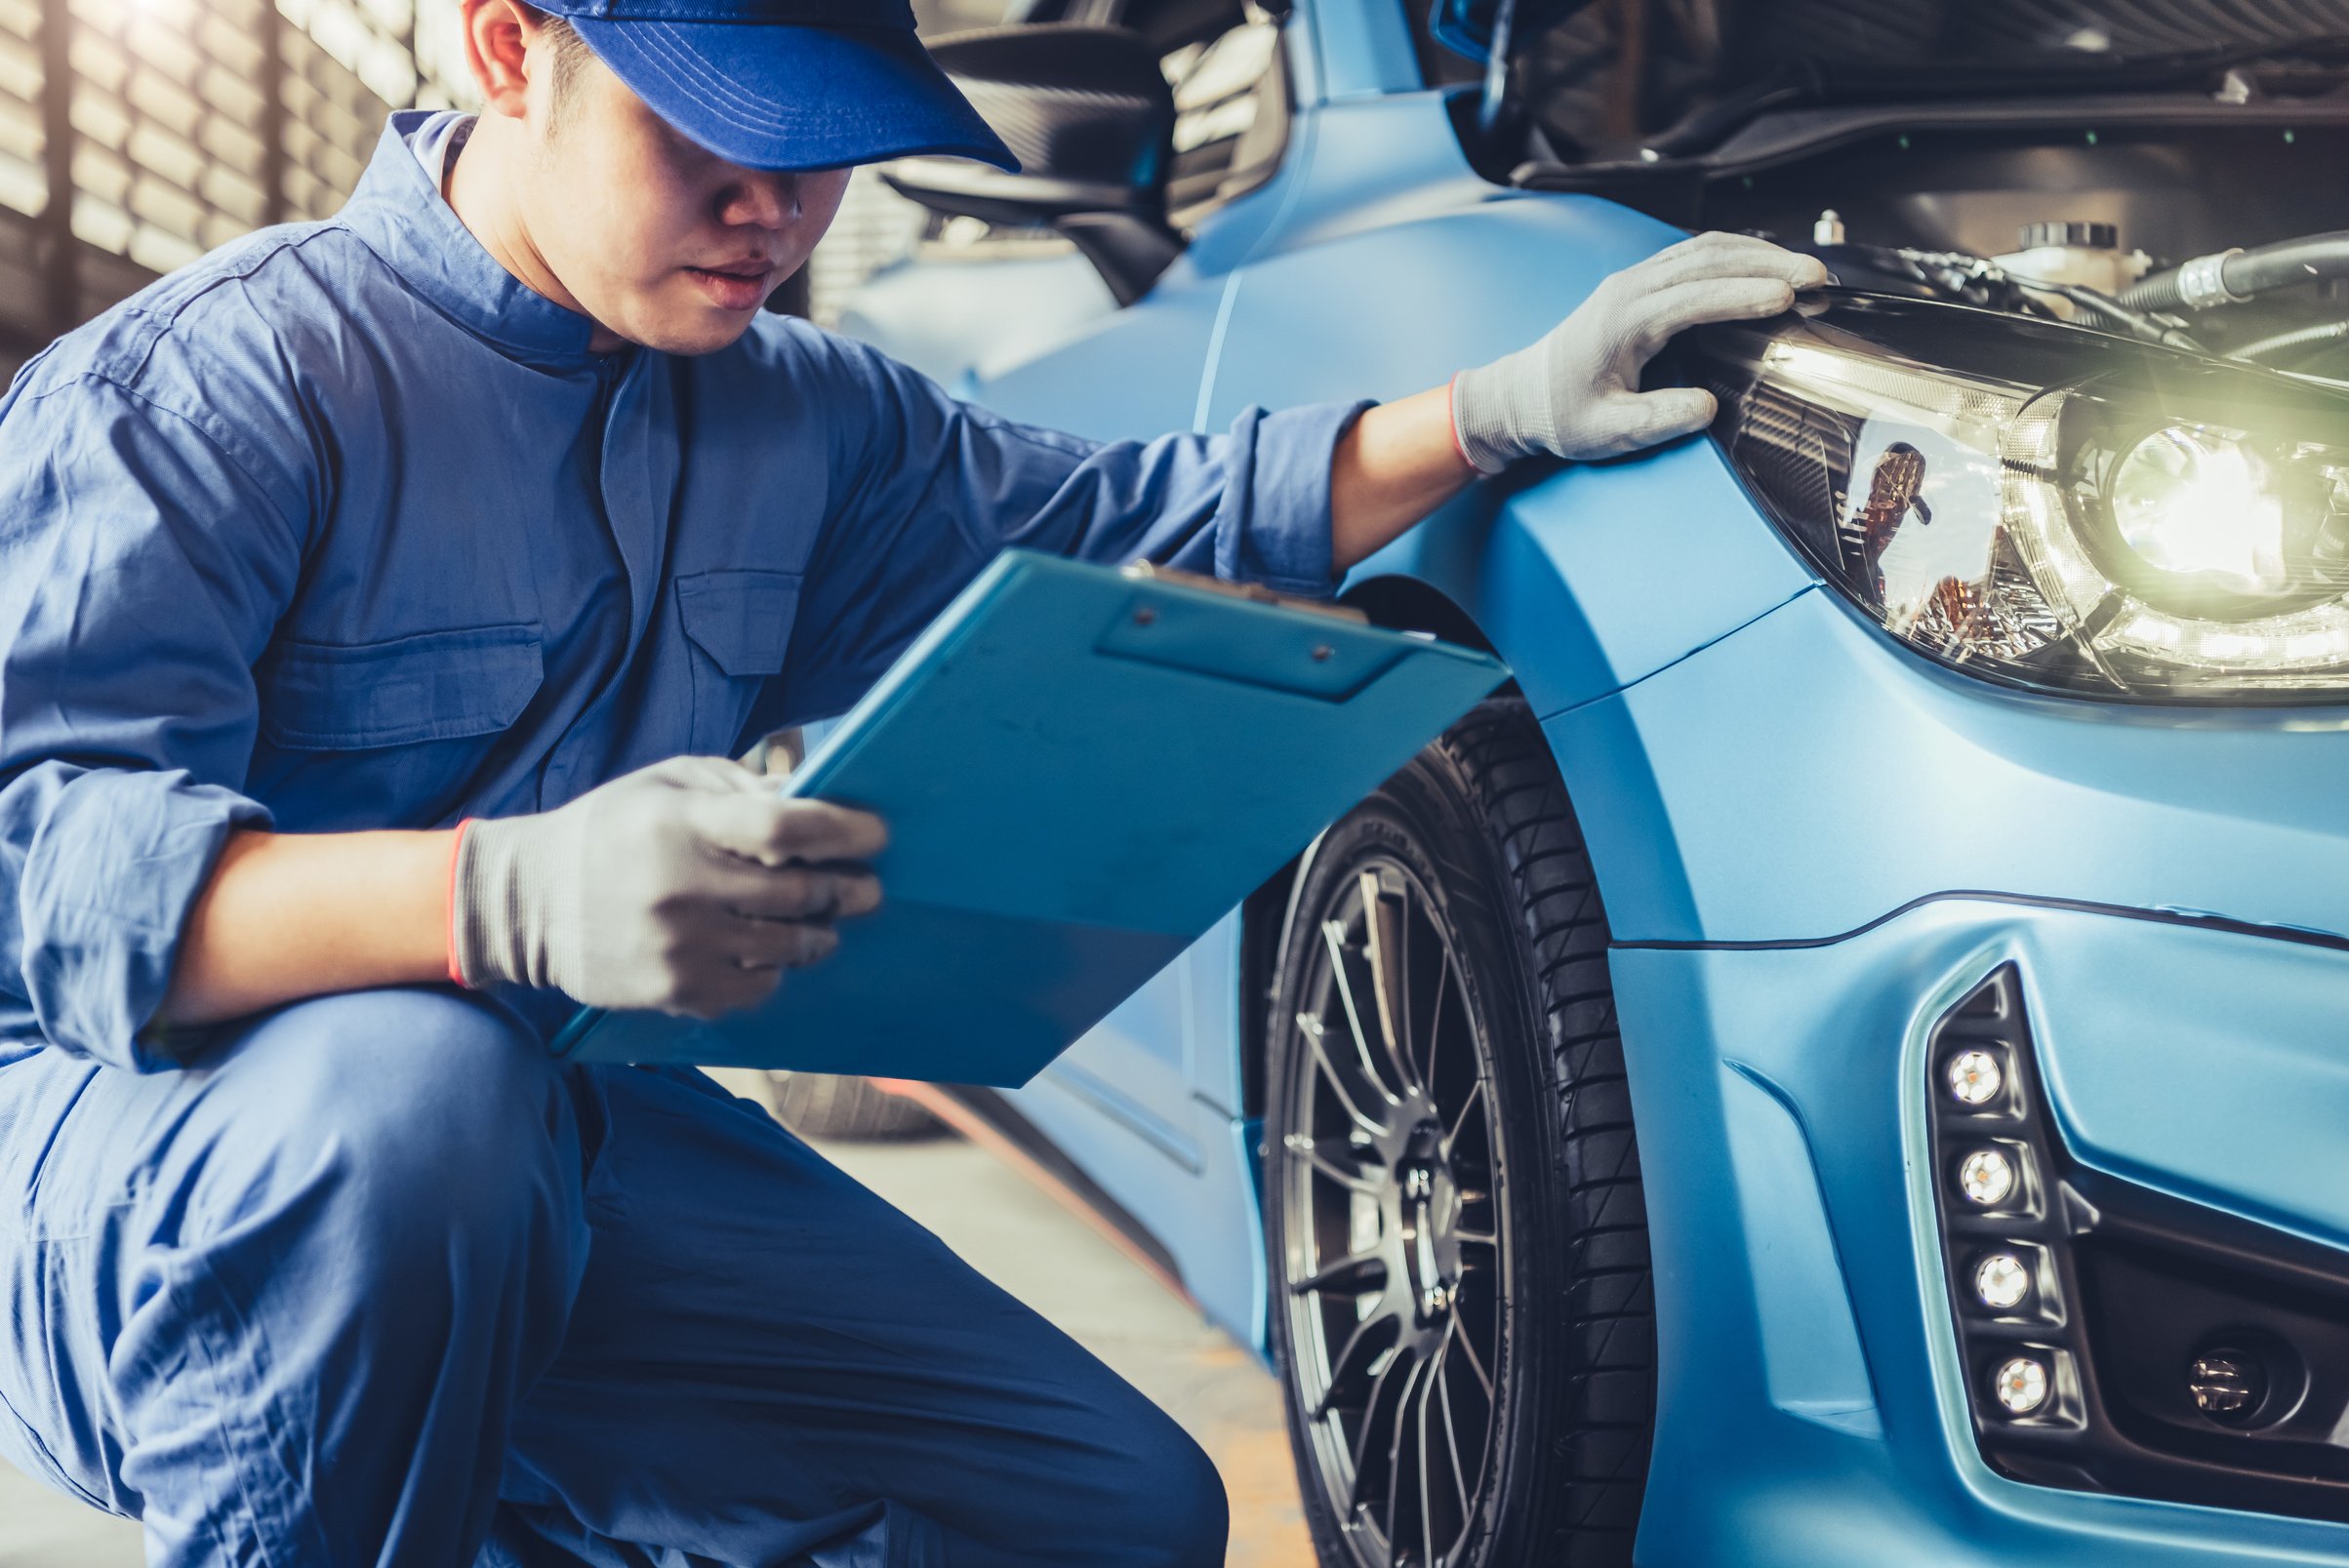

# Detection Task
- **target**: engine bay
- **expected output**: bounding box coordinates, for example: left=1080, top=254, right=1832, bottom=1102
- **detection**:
left=1511, top=98, right=2349, bottom=371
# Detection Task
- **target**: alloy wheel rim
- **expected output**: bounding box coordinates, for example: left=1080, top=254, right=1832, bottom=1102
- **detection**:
left=1281, top=861, right=1507, bottom=1568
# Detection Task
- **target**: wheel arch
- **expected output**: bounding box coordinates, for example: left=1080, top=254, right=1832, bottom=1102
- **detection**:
left=1342, top=466, right=1791, bottom=933
left=1232, top=547, right=1723, bottom=1123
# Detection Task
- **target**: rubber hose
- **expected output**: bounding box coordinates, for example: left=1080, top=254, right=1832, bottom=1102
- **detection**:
left=2120, top=231, right=2349, bottom=311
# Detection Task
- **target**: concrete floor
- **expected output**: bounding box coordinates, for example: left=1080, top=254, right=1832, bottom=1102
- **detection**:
left=0, top=1084, right=1314, bottom=1566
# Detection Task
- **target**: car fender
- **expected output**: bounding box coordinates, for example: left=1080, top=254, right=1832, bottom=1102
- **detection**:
left=1187, top=88, right=1820, bottom=820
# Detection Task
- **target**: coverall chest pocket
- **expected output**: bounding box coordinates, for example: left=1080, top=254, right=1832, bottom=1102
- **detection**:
left=676, top=570, right=801, bottom=758
left=254, top=624, right=545, bottom=823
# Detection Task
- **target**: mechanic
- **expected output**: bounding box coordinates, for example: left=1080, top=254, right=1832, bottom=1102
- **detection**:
left=0, top=2, right=1823, bottom=1563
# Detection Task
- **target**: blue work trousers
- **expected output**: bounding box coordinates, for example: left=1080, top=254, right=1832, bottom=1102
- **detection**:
left=0, top=988, right=1226, bottom=1566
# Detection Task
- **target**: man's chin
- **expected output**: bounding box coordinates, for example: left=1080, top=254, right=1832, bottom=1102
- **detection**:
left=609, top=304, right=766, bottom=357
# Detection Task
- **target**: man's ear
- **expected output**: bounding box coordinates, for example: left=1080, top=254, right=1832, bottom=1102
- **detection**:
left=462, top=0, right=539, bottom=120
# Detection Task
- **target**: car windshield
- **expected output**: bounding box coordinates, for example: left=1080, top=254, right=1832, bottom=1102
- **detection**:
left=1512, top=0, right=2349, bottom=157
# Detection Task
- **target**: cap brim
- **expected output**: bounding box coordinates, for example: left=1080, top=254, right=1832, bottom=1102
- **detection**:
left=571, top=20, right=1019, bottom=173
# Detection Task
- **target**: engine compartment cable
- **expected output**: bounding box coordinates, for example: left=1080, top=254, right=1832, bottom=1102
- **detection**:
left=1832, top=244, right=2204, bottom=351
left=2017, top=277, right=2203, bottom=352
left=2227, top=318, right=2349, bottom=364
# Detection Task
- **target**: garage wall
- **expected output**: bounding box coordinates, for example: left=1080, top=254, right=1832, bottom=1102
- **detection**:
left=0, top=0, right=1011, bottom=371
left=0, top=0, right=471, bottom=380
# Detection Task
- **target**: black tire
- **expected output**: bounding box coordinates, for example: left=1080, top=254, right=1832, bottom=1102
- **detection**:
left=763, top=1072, right=944, bottom=1142
left=1264, top=698, right=1653, bottom=1568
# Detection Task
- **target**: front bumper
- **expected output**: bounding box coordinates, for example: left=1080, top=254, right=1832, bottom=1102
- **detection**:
left=1608, top=899, right=2349, bottom=1567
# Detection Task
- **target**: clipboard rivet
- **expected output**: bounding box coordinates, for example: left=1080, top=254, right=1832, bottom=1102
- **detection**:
left=1311, top=644, right=1334, bottom=662
left=1133, top=607, right=1157, bottom=626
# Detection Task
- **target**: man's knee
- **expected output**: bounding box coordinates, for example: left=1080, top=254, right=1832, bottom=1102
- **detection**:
left=183, top=987, right=580, bottom=1262
left=1096, top=1404, right=1230, bottom=1568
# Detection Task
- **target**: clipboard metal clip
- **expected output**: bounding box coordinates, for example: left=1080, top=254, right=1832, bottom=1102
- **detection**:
left=1119, top=560, right=1371, bottom=625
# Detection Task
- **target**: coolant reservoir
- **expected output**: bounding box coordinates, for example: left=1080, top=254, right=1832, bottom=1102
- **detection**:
left=1993, top=221, right=2151, bottom=304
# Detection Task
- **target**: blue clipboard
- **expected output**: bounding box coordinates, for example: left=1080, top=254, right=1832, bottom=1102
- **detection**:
left=552, top=549, right=1507, bottom=1085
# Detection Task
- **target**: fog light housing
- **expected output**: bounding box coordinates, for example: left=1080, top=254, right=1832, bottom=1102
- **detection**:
left=1924, top=965, right=2349, bottom=1523
left=2188, top=1349, right=2267, bottom=1426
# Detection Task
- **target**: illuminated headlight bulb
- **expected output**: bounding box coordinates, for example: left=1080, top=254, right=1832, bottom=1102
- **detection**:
left=1974, top=1253, right=2031, bottom=1310
left=1958, top=1148, right=2016, bottom=1207
left=1946, top=1049, right=2003, bottom=1106
left=1993, top=1356, right=2049, bottom=1416
left=2111, top=423, right=2288, bottom=592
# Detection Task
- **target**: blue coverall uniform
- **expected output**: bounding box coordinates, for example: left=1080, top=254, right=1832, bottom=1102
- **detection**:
left=0, top=110, right=1366, bottom=1565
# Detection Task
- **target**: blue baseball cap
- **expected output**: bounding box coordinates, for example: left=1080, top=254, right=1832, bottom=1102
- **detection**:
left=539, top=0, right=1020, bottom=173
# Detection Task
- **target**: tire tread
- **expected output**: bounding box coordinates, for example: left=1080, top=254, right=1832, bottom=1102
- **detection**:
left=1436, top=699, right=1654, bottom=1565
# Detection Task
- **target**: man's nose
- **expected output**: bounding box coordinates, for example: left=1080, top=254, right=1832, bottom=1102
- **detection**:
left=717, top=173, right=801, bottom=230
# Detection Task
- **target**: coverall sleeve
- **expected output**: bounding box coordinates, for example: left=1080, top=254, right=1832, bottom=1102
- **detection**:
left=0, top=375, right=298, bottom=1070
left=774, top=332, right=1373, bottom=725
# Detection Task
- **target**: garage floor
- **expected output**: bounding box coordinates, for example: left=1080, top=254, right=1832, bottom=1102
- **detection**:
left=0, top=1091, right=1314, bottom=1566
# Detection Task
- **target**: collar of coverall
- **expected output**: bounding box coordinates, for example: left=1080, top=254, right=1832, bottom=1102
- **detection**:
left=343, top=111, right=611, bottom=369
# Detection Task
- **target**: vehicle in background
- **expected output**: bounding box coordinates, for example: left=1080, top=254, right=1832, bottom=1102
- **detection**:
left=843, top=2, right=2349, bottom=1564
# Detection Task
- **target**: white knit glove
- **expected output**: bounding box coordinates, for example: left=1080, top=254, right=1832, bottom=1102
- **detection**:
left=1451, top=232, right=1831, bottom=473
left=451, top=755, right=885, bottom=1019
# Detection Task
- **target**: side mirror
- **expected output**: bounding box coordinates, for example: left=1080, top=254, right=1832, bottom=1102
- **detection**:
left=883, top=25, right=1182, bottom=307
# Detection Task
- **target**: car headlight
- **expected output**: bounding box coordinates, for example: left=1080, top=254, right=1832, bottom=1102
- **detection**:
left=1684, top=294, right=2349, bottom=701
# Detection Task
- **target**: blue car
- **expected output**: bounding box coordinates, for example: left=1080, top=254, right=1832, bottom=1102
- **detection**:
left=841, top=3, right=2349, bottom=1564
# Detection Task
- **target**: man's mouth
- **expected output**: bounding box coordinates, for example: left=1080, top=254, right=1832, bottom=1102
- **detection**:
left=686, top=261, right=775, bottom=311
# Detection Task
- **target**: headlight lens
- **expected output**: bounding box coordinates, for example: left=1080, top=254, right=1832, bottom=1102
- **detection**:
left=1687, top=295, right=2349, bottom=701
